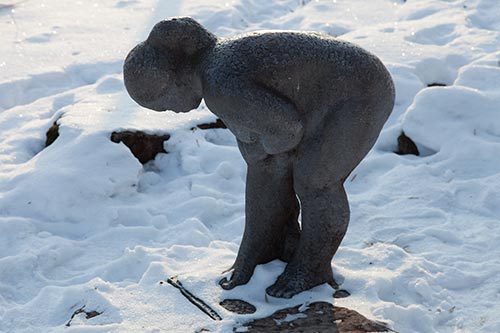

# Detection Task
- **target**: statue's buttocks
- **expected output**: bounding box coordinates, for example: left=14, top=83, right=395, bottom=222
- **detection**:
left=124, top=17, right=395, bottom=298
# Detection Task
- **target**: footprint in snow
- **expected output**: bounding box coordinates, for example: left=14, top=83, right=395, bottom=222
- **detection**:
left=405, top=23, right=458, bottom=46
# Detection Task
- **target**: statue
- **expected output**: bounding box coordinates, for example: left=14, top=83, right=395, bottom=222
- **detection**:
left=123, top=17, right=395, bottom=299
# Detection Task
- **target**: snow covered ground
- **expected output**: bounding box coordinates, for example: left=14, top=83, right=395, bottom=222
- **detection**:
left=1, top=0, right=500, bottom=332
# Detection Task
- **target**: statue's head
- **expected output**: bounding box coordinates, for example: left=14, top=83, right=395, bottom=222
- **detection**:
left=123, top=17, right=216, bottom=112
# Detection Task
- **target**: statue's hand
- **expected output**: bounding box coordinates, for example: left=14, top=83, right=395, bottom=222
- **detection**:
left=224, top=120, right=259, bottom=144
left=233, top=127, right=259, bottom=144
left=206, top=81, right=304, bottom=155
left=261, top=120, right=304, bottom=155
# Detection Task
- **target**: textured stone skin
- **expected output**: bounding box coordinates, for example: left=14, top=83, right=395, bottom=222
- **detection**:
left=124, top=17, right=395, bottom=299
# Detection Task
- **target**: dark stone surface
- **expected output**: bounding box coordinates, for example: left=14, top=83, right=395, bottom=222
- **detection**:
left=396, top=132, right=420, bottom=156
left=333, top=289, right=351, bottom=299
left=220, top=299, right=256, bottom=315
left=241, top=302, right=394, bottom=333
left=110, top=131, right=170, bottom=164
left=427, top=83, right=447, bottom=87
left=124, top=17, right=395, bottom=298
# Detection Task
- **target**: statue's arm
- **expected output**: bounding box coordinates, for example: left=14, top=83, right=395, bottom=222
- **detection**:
left=220, top=81, right=304, bottom=155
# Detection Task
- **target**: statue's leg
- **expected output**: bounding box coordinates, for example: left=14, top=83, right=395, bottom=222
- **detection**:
left=265, top=97, right=389, bottom=298
left=280, top=206, right=301, bottom=263
left=266, top=181, right=349, bottom=298
left=220, top=157, right=300, bottom=290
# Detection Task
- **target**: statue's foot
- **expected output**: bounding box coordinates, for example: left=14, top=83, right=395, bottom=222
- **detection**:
left=220, top=226, right=299, bottom=291
left=266, top=266, right=336, bottom=299
left=219, top=262, right=256, bottom=290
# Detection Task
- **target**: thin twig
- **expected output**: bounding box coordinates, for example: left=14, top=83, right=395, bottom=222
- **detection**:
left=165, top=277, right=222, bottom=321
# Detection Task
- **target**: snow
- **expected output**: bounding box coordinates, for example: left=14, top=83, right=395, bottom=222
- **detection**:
left=1, top=0, right=500, bottom=332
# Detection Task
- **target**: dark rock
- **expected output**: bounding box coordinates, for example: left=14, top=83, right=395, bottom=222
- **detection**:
left=333, top=289, right=351, bottom=299
left=241, top=302, right=394, bottom=333
left=196, top=118, right=227, bottom=130
left=427, top=83, right=447, bottom=87
left=110, top=131, right=170, bottom=164
left=220, top=299, right=256, bottom=314
left=396, top=132, right=420, bottom=156
left=45, top=121, right=60, bottom=147
left=84, top=310, right=101, bottom=319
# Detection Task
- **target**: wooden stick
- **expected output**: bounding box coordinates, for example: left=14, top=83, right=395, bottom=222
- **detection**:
left=165, top=277, right=222, bottom=321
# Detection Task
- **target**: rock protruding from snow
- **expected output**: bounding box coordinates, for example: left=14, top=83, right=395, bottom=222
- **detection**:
left=220, top=299, right=256, bottom=315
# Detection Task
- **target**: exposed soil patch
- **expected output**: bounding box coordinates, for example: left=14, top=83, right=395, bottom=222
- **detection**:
left=396, top=132, right=420, bottom=156
left=45, top=121, right=60, bottom=147
left=110, top=131, right=170, bottom=164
